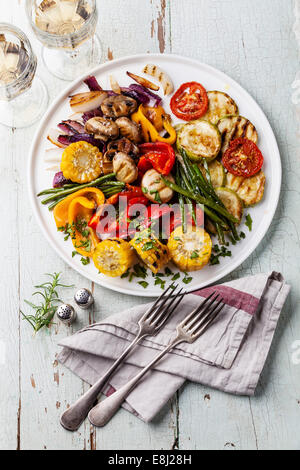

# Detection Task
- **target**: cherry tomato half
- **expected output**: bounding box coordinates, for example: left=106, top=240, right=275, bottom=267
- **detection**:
left=222, top=138, right=264, bottom=178
left=170, top=82, right=209, bottom=121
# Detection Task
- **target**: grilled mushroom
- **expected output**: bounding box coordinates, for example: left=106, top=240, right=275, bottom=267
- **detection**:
left=84, top=117, right=119, bottom=141
left=105, top=137, right=139, bottom=161
left=115, top=117, right=141, bottom=143
left=101, top=95, right=138, bottom=118
left=113, top=152, right=138, bottom=183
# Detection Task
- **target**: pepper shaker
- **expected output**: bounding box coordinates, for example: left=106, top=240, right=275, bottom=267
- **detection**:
left=74, top=288, right=94, bottom=310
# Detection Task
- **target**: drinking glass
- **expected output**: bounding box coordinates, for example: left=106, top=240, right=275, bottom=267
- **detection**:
left=0, top=23, right=48, bottom=128
left=26, top=0, right=102, bottom=81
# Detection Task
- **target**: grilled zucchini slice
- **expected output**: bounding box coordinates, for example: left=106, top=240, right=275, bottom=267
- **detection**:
left=93, top=239, right=134, bottom=277
left=217, top=115, right=258, bottom=155
left=226, top=171, right=265, bottom=206
left=200, top=160, right=226, bottom=188
left=168, top=226, right=212, bottom=272
left=215, top=187, right=243, bottom=224
left=225, top=173, right=244, bottom=192
left=202, top=91, right=238, bottom=125
left=130, top=230, right=170, bottom=274
left=176, top=120, right=221, bottom=162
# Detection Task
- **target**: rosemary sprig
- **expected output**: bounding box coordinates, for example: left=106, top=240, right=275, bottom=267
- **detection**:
left=21, top=272, right=74, bottom=333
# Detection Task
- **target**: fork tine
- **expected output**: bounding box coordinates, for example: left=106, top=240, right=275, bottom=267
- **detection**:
left=184, top=293, right=221, bottom=331
left=189, top=297, right=223, bottom=334
left=191, top=300, right=225, bottom=337
left=151, top=288, right=184, bottom=327
left=148, top=286, right=181, bottom=324
left=142, top=284, right=174, bottom=321
left=180, top=292, right=218, bottom=328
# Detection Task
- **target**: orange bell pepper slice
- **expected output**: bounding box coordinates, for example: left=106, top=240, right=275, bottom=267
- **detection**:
left=53, top=187, right=105, bottom=228
left=131, top=105, right=176, bottom=145
left=67, top=196, right=100, bottom=258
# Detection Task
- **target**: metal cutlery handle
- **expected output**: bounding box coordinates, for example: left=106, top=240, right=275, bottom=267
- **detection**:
left=60, top=334, right=142, bottom=431
left=88, top=337, right=182, bottom=427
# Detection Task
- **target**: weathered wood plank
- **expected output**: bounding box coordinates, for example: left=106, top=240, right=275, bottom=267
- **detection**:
left=0, top=126, right=20, bottom=450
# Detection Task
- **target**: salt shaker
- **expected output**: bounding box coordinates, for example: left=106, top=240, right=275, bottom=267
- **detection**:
left=74, top=288, right=94, bottom=310
left=56, top=304, right=76, bottom=325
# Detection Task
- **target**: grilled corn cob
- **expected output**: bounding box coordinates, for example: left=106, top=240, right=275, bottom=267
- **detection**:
left=130, top=230, right=170, bottom=274
left=93, top=239, right=134, bottom=277
left=168, top=226, right=212, bottom=272
left=61, top=141, right=102, bottom=184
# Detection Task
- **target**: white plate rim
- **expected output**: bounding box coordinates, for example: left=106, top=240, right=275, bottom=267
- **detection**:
left=27, top=53, right=282, bottom=297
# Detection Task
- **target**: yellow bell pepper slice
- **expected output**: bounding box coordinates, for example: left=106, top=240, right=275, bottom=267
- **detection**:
left=67, top=196, right=100, bottom=258
left=131, top=105, right=176, bottom=145
left=53, top=187, right=105, bottom=228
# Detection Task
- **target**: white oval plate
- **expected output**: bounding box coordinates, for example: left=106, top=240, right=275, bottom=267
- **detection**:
left=28, top=53, right=281, bottom=297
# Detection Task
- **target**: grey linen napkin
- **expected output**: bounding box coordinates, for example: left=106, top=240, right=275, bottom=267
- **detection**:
left=58, top=272, right=290, bottom=422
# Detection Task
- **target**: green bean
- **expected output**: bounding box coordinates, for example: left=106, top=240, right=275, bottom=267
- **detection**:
left=41, top=174, right=116, bottom=204
left=161, top=176, right=238, bottom=224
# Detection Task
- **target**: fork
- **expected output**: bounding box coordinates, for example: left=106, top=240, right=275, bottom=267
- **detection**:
left=88, top=292, right=225, bottom=427
left=60, top=285, right=185, bottom=431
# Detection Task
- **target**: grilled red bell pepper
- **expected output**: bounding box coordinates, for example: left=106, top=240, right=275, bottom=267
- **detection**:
left=138, top=142, right=175, bottom=176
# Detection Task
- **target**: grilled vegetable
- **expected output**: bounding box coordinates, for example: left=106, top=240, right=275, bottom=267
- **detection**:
left=105, top=137, right=139, bottom=161
left=61, top=141, right=103, bottom=184
left=115, top=117, right=141, bottom=143
left=141, top=169, right=174, bottom=203
left=130, top=230, right=170, bottom=274
left=47, top=128, right=67, bottom=148
left=44, top=147, right=64, bottom=164
left=131, top=105, right=176, bottom=144
left=226, top=170, right=266, bottom=206
left=143, top=64, right=174, bottom=95
left=126, top=71, right=159, bottom=91
left=113, top=152, right=138, bottom=183
left=167, top=226, right=212, bottom=272
left=171, top=82, right=209, bottom=121
left=217, top=115, right=258, bottom=155
left=176, top=120, right=222, bottom=162
left=68, top=196, right=100, bottom=257
left=215, top=187, right=243, bottom=224
left=84, top=117, right=119, bottom=141
left=53, top=187, right=105, bottom=228
left=202, top=91, right=238, bottom=125
left=222, top=138, right=264, bottom=178
left=101, top=95, right=138, bottom=118
left=69, top=91, right=108, bottom=113
left=199, top=160, right=226, bottom=187
left=93, top=239, right=135, bottom=277
left=109, top=74, right=121, bottom=94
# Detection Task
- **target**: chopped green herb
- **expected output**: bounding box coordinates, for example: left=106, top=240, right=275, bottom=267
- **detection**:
left=72, top=250, right=79, bottom=258
left=142, top=187, right=148, bottom=194
left=138, top=281, right=149, bottom=289
left=142, top=241, right=155, bottom=252
left=210, top=245, right=232, bottom=265
left=164, top=267, right=173, bottom=277
left=245, top=214, right=253, bottom=232
left=240, top=231, right=246, bottom=239
left=155, top=277, right=166, bottom=290
left=190, top=251, right=199, bottom=259
left=129, top=272, right=135, bottom=282
left=171, top=272, right=180, bottom=281
left=182, top=276, right=193, bottom=284
left=121, top=269, right=130, bottom=279
left=80, top=257, right=90, bottom=265
left=133, top=264, right=148, bottom=279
